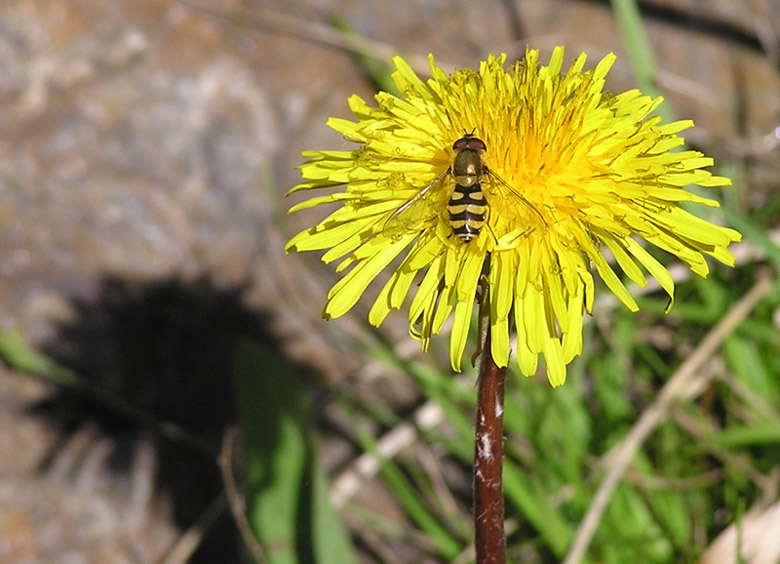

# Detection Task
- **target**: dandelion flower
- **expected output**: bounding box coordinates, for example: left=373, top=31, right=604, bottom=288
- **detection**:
left=286, top=47, right=741, bottom=387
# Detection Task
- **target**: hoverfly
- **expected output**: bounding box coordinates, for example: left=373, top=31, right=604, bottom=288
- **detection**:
left=383, top=133, right=543, bottom=243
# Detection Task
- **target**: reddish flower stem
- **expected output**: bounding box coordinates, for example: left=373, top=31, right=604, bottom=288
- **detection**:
left=474, top=324, right=507, bottom=564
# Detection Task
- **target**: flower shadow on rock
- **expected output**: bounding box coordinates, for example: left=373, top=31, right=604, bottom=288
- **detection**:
left=32, top=275, right=322, bottom=564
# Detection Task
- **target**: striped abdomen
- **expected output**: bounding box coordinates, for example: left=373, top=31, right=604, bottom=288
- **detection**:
left=448, top=182, right=486, bottom=242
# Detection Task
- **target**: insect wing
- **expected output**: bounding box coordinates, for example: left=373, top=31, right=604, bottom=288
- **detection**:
left=382, top=170, right=453, bottom=239
left=483, top=168, right=546, bottom=226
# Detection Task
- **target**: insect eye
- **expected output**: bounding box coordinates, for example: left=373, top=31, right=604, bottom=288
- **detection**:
left=468, top=138, right=486, bottom=151
left=453, top=135, right=487, bottom=152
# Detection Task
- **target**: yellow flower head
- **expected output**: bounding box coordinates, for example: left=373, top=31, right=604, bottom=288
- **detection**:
left=286, top=47, right=741, bottom=387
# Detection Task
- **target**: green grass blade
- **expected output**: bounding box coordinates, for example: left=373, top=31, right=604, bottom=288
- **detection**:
left=721, top=204, right=780, bottom=274
left=503, top=460, right=571, bottom=556
left=0, top=330, right=216, bottom=455
left=329, top=13, right=400, bottom=97
left=610, top=0, right=674, bottom=123
left=351, top=415, right=464, bottom=560
left=235, top=340, right=357, bottom=564
left=706, top=423, right=780, bottom=448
